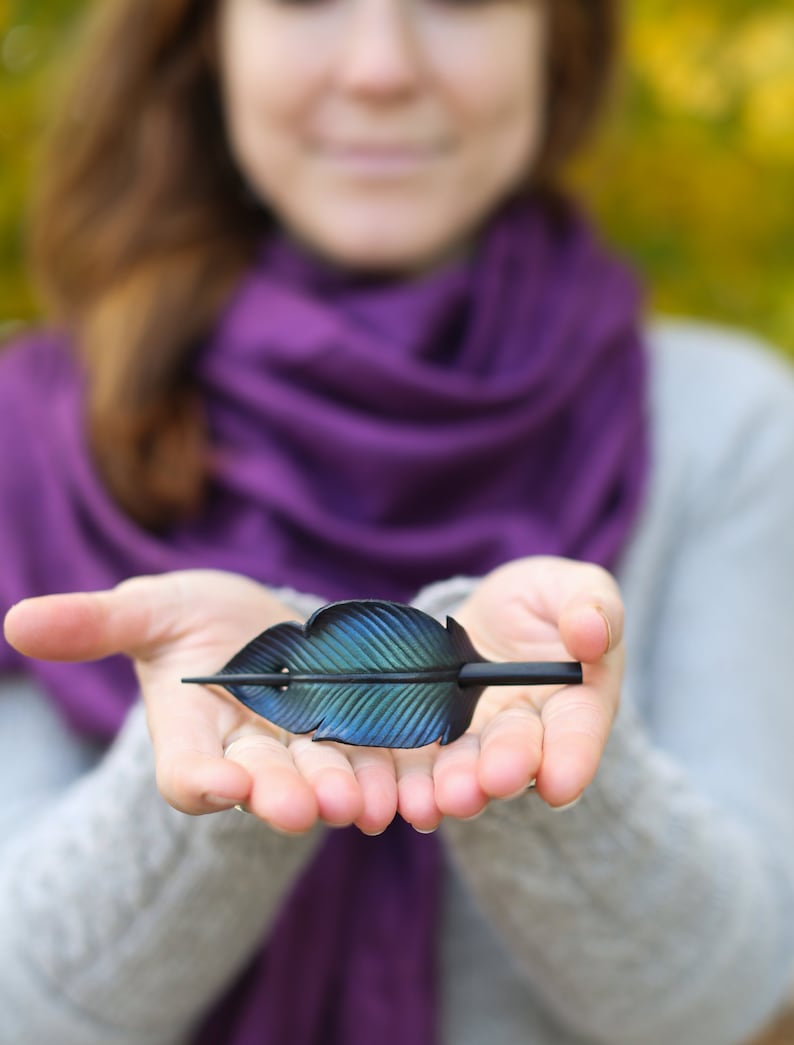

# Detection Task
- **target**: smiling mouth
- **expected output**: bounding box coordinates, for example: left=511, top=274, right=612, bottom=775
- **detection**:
left=314, top=141, right=449, bottom=177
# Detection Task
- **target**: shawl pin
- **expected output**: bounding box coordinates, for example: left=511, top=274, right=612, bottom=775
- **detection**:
left=182, top=599, right=582, bottom=749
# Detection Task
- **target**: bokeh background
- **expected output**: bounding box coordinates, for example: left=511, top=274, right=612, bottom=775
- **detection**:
left=1, top=1, right=793, bottom=355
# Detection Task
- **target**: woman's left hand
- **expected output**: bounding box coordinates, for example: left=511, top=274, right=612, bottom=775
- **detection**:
left=395, top=557, right=624, bottom=831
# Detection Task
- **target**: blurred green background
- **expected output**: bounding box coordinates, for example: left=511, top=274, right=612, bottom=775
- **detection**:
left=1, top=1, right=793, bottom=354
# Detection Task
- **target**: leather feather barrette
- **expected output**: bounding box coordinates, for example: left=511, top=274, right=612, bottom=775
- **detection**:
left=182, top=599, right=581, bottom=748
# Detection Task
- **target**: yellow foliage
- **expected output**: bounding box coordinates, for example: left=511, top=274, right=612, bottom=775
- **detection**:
left=577, top=1, right=794, bottom=356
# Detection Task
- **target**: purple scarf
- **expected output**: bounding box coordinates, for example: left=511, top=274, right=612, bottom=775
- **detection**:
left=0, top=194, right=647, bottom=1044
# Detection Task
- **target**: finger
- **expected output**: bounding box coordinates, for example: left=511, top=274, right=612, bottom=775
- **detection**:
left=559, top=595, right=624, bottom=664
left=346, top=747, right=399, bottom=835
left=478, top=703, right=544, bottom=798
left=433, top=733, right=488, bottom=819
left=148, top=683, right=252, bottom=814
left=3, top=575, right=188, bottom=663
left=516, top=558, right=623, bottom=663
left=456, top=558, right=623, bottom=663
left=224, top=734, right=319, bottom=833
left=534, top=680, right=615, bottom=807
left=289, top=738, right=365, bottom=827
left=394, top=746, right=441, bottom=833
left=4, top=590, right=142, bottom=662
left=4, top=570, right=290, bottom=665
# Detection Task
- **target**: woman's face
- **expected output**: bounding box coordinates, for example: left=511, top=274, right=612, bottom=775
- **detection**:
left=216, top=0, right=547, bottom=272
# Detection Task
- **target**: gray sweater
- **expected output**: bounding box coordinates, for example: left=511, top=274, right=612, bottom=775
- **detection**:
left=1, top=321, right=793, bottom=1044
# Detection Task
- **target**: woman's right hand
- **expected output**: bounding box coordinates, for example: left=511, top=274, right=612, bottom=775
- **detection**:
left=3, top=571, right=400, bottom=835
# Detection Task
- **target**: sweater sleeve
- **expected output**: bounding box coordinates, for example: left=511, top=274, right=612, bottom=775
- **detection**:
left=415, top=326, right=794, bottom=1045
left=0, top=683, right=322, bottom=1045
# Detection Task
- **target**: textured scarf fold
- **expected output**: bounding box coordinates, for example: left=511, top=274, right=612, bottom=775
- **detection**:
left=195, top=817, right=440, bottom=1045
left=0, top=193, right=647, bottom=1045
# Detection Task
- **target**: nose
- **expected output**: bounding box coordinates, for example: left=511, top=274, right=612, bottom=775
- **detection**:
left=336, top=0, right=424, bottom=98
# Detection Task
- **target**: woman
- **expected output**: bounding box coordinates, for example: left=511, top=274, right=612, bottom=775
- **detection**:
left=2, top=1, right=793, bottom=1042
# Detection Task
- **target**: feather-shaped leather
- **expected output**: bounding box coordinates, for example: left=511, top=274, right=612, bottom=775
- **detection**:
left=216, top=600, right=486, bottom=747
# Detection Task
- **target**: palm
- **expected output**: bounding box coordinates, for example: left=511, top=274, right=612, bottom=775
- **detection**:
left=395, top=558, right=624, bottom=826
left=466, top=597, right=572, bottom=727
left=3, top=571, right=401, bottom=833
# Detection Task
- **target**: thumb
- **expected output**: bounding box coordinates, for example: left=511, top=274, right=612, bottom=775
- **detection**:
left=559, top=590, right=624, bottom=665
left=3, top=575, right=175, bottom=663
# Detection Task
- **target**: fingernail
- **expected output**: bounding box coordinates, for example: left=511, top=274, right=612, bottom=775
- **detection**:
left=204, top=794, right=244, bottom=810
left=503, top=778, right=537, bottom=800
left=233, top=803, right=250, bottom=814
left=412, top=825, right=439, bottom=835
left=595, top=606, right=613, bottom=653
left=551, top=794, right=583, bottom=812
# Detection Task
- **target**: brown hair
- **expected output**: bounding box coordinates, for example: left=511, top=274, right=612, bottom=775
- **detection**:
left=30, top=0, right=619, bottom=530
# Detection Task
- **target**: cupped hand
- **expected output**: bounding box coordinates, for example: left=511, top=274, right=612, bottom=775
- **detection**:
left=4, top=559, right=624, bottom=837
left=3, top=571, right=400, bottom=835
left=395, top=557, right=624, bottom=830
